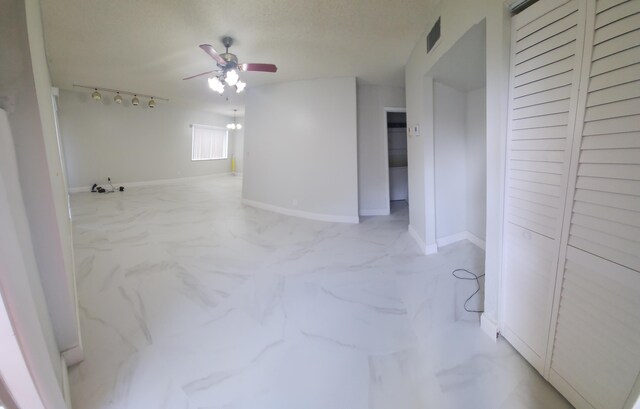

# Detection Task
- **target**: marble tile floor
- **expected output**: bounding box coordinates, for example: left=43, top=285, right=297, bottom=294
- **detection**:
left=68, top=176, right=572, bottom=409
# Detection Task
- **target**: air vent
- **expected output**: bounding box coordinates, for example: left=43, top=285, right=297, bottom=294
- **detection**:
left=427, top=17, right=441, bottom=54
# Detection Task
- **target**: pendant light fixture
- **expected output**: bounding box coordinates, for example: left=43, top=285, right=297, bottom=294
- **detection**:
left=91, top=88, right=102, bottom=101
left=226, top=109, right=242, bottom=130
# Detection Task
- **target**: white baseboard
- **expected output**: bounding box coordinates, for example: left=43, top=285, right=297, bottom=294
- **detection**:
left=359, top=208, right=390, bottom=216
left=408, top=225, right=438, bottom=255
left=466, top=232, right=486, bottom=250
left=481, top=313, right=499, bottom=341
left=436, top=231, right=486, bottom=250
left=69, top=173, right=232, bottom=194
left=242, top=198, right=360, bottom=224
left=61, top=343, right=84, bottom=366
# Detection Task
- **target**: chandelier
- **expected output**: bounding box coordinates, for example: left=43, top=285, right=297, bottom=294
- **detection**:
left=227, top=109, right=242, bottom=130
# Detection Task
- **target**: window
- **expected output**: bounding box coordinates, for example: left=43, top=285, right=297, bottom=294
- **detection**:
left=191, top=124, right=228, bottom=161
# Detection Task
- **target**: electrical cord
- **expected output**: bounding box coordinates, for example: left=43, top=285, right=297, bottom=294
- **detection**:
left=452, top=268, right=485, bottom=313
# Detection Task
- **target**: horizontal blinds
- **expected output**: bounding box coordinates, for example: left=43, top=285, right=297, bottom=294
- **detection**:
left=550, top=1, right=640, bottom=408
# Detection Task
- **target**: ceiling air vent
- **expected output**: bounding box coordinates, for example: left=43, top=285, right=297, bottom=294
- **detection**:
left=427, top=17, right=441, bottom=54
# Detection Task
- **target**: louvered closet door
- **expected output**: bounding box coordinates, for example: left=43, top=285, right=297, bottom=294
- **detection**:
left=548, top=1, right=640, bottom=408
left=502, top=0, right=587, bottom=372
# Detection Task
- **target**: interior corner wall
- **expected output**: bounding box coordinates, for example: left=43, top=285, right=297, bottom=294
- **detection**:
left=405, top=0, right=508, bottom=331
left=58, top=89, right=233, bottom=189
left=405, top=0, right=486, bottom=251
left=434, top=81, right=467, bottom=239
left=465, top=87, right=486, bottom=240
left=242, top=77, right=359, bottom=222
left=356, top=83, right=405, bottom=215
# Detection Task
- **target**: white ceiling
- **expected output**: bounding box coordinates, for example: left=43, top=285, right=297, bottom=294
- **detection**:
left=41, top=0, right=439, bottom=116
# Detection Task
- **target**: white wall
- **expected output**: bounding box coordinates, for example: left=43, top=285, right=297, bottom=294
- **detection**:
left=356, top=84, right=405, bottom=215
left=58, top=89, right=233, bottom=189
left=0, top=0, right=71, bottom=404
left=404, top=0, right=510, bottom=336
left=232, top=127, right=244, bottom=174
left=434, top=82, right=467, bottom=238
left=466, top=87, right=486, bottom=240
left=242, top=77, right=359, bottom=223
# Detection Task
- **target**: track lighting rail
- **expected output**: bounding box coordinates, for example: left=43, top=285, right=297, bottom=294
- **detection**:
left=72, top=84, right=168, bottom=101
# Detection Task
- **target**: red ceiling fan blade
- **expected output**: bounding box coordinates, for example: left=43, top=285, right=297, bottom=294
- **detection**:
left=182, top=69, right=220, bottom=80
left=199, top=44, right=227, bottom=66
left=240, top=63, right=278, bottom=73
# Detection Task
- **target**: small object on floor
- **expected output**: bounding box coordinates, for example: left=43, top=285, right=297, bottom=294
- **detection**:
left=119, top=186, right=125, bottom=191
left=91, top=183, right=98, bottom=192
left=452, top=268, right=485, bottom=313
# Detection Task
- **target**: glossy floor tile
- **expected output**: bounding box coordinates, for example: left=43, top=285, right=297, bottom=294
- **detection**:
left=68, top=176, right=572, bottom=409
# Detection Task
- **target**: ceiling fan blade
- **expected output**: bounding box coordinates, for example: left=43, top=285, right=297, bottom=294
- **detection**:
left=199, top=44, right=227, bottom=66
left=182, top=69, right=220, bottom=80
left=239, top=63, right=278, bottom=73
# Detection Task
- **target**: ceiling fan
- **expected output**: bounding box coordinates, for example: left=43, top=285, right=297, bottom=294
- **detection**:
left=183, top=36, right=277, bottom=94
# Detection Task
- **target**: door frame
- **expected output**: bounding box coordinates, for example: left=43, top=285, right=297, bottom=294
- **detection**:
left=383, top=107, right=407, bottom=215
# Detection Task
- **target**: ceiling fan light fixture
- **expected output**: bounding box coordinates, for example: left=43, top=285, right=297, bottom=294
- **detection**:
left=148, top=98, right=156, bottom=108
left=225, top=69, right=239, bottom=86
left=131, top=95, right=140, bottom=106
left=235, top=81, right=246, bottom=93
left=91, top=88, right=102, bottom=101
left=208, top=77, right=225, bottom=94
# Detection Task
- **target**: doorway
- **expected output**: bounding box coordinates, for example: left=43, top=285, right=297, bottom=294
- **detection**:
left=385, top=110, right=408, bottom=217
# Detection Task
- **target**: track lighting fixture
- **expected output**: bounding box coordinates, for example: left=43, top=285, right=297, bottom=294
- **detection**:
left=73, top=84, right=168, bottom=109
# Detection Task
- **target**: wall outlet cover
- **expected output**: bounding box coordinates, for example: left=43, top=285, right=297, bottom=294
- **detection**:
left=413, top=125, right=420, bottom=136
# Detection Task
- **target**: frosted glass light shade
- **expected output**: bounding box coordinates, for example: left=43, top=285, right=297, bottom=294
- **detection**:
left=91, top=89, right=102, bottom=100
left=236, top=81, right=246, bottom=93
left=225, top=69, right=239, bottom=86
left=208, top=77, right=225, bottom=94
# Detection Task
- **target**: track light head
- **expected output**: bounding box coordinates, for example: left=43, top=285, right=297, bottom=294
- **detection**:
left=131, top=95, right=140, bottom=106
left=114, top=92, right=123, bottom=104
left=148, top=98, right=156, bottom=108
left=91, top=88, right=102, bottom=101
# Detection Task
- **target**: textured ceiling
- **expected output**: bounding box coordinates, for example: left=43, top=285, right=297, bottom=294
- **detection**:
left=40, top=0, right=438, bottom=116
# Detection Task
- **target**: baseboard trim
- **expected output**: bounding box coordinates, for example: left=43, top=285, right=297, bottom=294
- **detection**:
left=61, top=343, right=84, bottom=366
left=359, top=208, right=390, bottom=216
left=481, top=313, right=499, bottom=341
left=436, top=231, right=486, bottom=250
left=242, top=198, right=360, bottom=224
left=408, top=225, right=438, bottom=255
left=69, top=173, right=232, bottom=194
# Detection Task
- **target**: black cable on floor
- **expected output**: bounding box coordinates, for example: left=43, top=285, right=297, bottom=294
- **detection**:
left=452, top=268, right=485, bottom=313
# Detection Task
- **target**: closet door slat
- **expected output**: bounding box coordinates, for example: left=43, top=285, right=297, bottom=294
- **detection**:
left=549, top=1, right=640, bottom=408
left=502, top=0, right=583, bottom=372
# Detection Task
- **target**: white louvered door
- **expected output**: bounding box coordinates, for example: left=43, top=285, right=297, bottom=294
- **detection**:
left=546, top=1, right=640, bottom=408
left=503, top=0, right=640, bottom=408
left=502, top=0, right=587, bottom=372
